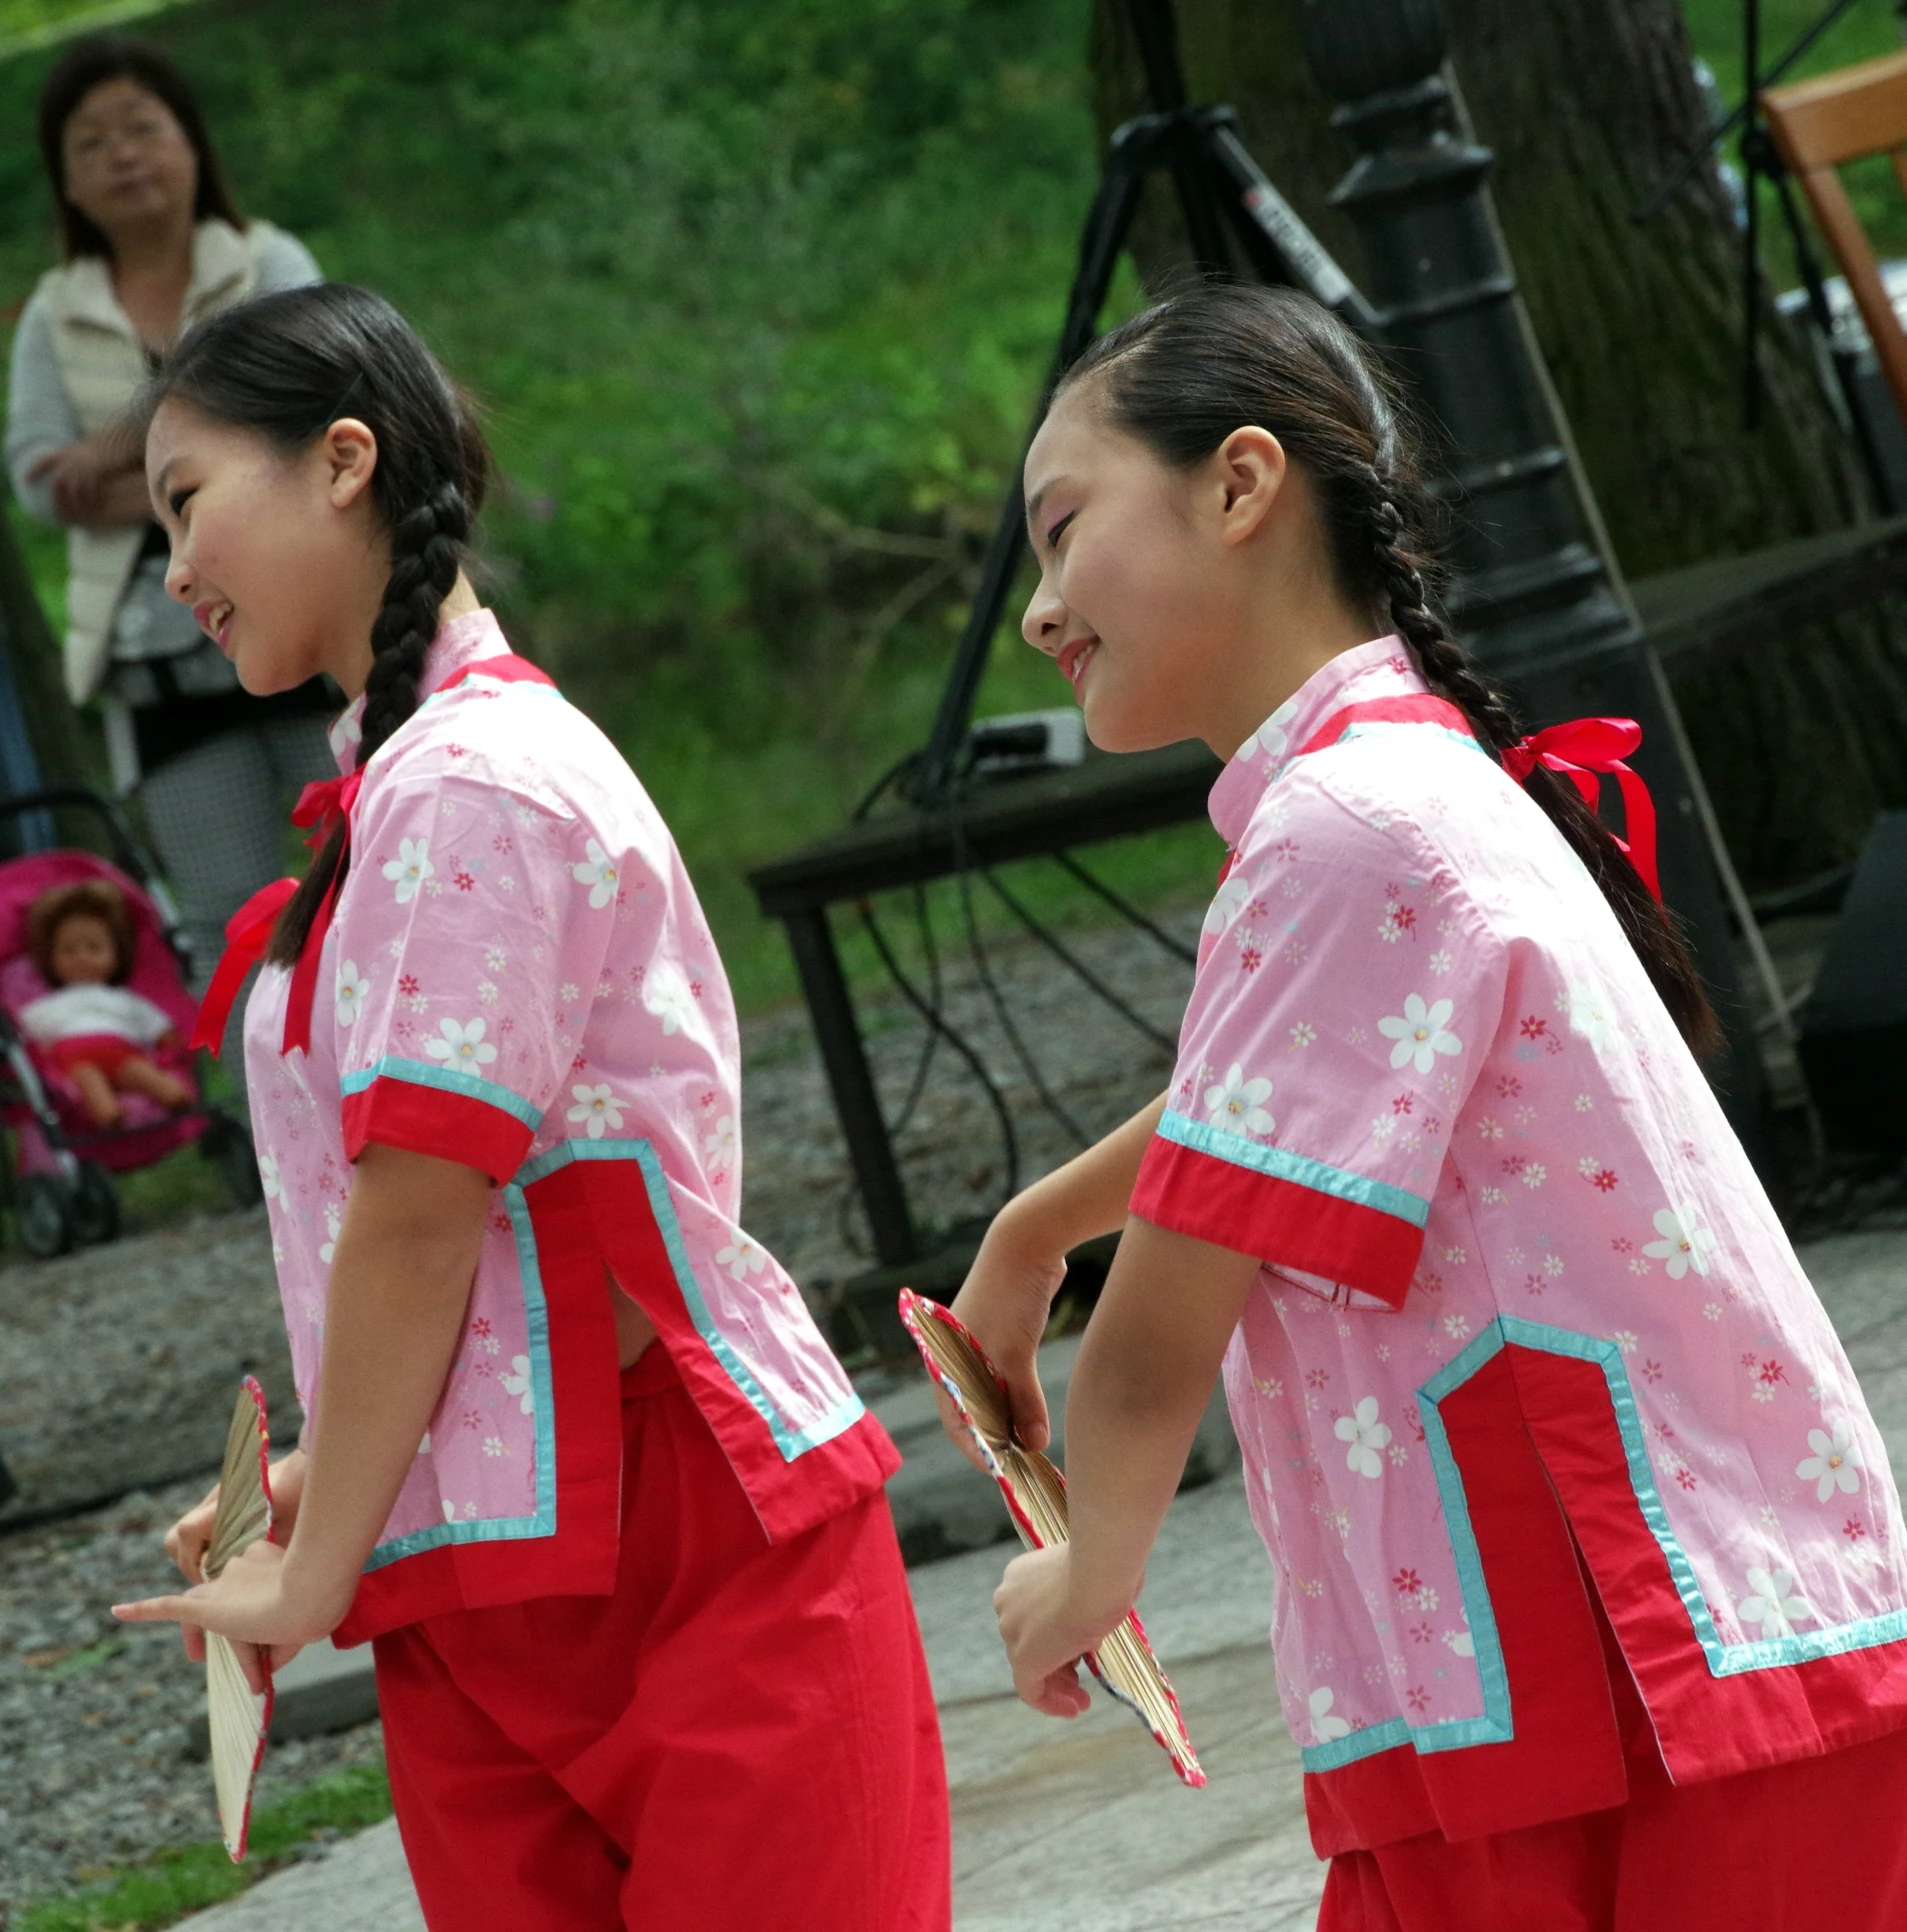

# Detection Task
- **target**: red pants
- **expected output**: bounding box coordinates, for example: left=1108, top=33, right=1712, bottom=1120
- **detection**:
left=373, top=1347, right=951, bottom=1931
left=1319, top=1717, right=1907, bottom=1931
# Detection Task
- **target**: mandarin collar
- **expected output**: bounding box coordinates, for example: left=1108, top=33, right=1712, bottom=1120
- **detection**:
left=327, top=607, right=509, bottom=774
left=1206, top=636, right=1424, bottom=847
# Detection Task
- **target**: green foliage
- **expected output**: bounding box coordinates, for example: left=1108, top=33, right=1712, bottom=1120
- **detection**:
left=17, top=1762, right=392, bottom=1930
left=1679, top=0, right=1907, bottom=272
left=0, top=0, right=1128, bottom=1007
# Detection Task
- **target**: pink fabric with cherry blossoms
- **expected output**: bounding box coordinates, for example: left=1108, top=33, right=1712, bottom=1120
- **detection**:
left=1130, top=636, right=1907, bottom=1849
left=244, top=610, right=893, bottom=1643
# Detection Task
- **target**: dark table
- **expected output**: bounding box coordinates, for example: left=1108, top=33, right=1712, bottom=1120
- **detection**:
left=749, top=515, right=1907, bottom=1275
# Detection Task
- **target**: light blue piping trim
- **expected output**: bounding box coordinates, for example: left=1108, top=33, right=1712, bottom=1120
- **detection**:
left=1329, top=720, right=1491, bottom=759
left=362, top=1172, right=558, bottom=1571
left=1157, top=1109, right=1430, bottom=1229
left=516, top=1137, right=865, bottom=1461
left=341, top=1055, right=543, bottom=1133
left=1299, top=1310, right=1907, bottom=1772
left=1299, top=1325, right=1516, bottom=1773
left=1491, top=1316, right=1907, bottom=1676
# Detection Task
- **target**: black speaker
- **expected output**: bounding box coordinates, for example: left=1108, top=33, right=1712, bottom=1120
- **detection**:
left=1799, top=813, right=1907, bottom=1153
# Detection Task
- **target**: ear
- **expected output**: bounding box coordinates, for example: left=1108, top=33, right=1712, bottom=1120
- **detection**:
left=1212, top=426, right=1288, bottom=547
left=323, top=419, right=380, bottom=512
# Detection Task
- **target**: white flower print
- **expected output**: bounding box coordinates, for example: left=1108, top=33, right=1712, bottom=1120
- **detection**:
left=1335, top=1396, right=1392, bottom=1479
left=1566, top=979, right=1619, bottom=1055
left=643, top=962, right=697, bottom=1037
left=258, top=1150, right=283, bottom=1203
left=1239, top=697, right=1298, bottom=766
left=424, top=1016, right=499, bottom=1073
left=1797, top=1422, right=1863, bottom=1503
left=500, top=1354, right=535, bottom=1416
left=571, top=838, right=620, bottom=909
left=1378, top=994, right=1461, bottom=1074
left=1202, top=871, right=1250, bottom=938
left=1205, top=1063, right=1274, bottom=1136
left=1308, top=1686, right=1351, bottom=1743
left=1642, top=1203, right=1717, bottom=1280
left=382, top=837, right=433, bottom=904
left=334, top=960, right=369, bottom=1028
left=319, top=1203, right=341, bottom=1266
left=566, top=1082, right=624, bottom=1139
left=716, top=1237, right=767, bottom=1281
left=1736, top=1564, right=1810, bottom=1639
left=705, top=1114, right=736, bottom=1163
left=1444, top=1617, right=1476, bottom=1658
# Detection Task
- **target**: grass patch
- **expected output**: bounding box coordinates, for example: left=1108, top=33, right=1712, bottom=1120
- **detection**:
left=18, top=1762, right=393, bottom=1932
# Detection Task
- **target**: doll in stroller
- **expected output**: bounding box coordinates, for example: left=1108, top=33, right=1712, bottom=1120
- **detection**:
left=0, top=791, right=261, bottom=1257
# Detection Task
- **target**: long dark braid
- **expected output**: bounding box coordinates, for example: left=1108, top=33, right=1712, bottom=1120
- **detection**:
left=1058, top=283, right=1721, bottom=1057
left=140, top=285, right=489, bottom=968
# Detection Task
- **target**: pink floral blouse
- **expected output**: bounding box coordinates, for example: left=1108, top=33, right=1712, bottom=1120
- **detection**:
left=1131, top=637, right=1907, bottom=1853
left=244, top=611, right=895, bottom=1643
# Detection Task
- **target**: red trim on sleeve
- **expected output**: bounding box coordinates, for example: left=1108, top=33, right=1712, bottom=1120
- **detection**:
left=341, top=1078, right=534, bottom=1184
left=1130, top=1135, right=1423, bottom=1310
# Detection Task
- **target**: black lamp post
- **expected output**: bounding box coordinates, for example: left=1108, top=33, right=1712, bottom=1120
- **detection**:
left=1297, top=0, right=1771, bottom=1143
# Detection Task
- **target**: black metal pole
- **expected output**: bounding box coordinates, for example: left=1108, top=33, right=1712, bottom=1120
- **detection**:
left=781, top=907, right=918, bottom=1265
left=1295, top=0, right=1772, bottom=1151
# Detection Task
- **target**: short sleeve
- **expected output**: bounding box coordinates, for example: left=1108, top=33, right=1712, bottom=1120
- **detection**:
left=1131, top=777, right=1504, bottom=1311
left=331, top=768, right=618, bottom=1184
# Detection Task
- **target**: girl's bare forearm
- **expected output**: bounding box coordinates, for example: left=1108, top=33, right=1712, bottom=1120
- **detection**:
left=1060, top=1216, right=1261, bottom=1621
left=1004, top=1092, right=1166, bottom=1257
left=280, top=1146, right=490, bottom=1616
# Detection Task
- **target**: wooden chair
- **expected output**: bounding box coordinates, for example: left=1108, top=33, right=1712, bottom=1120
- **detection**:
left=1763, top=48, right=1907, bottom=423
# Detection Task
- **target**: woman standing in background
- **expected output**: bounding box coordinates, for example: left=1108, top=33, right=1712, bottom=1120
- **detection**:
left=5, top=37, right=330, bottom=982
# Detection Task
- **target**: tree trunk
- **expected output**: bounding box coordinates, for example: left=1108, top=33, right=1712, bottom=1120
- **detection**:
left=1087, top=0, right=1907, bottom=885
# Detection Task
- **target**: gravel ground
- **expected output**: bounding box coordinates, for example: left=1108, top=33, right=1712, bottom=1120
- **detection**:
left=0, top=905, right=1200, bottom=1921
left=0, top=1478, right=385, bottom=1924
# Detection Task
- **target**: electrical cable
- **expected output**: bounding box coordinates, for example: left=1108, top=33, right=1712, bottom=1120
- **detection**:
left=977, top=860, right=1180, bottom=1055
left=954, top=857, right=1094, bottom=1149
left=855, top=894, right=1021, bottom=1207
left=1051, top=850, right=1197, bottom=965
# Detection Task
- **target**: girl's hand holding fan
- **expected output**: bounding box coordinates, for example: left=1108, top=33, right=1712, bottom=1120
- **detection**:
left=113, top=1380, right=284, bottom=1858
left=899, top=1289, right=1205, bottom=1787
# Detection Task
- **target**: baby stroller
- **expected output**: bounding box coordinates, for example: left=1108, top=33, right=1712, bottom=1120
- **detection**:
left=0, top=787, right=260, bottom=1258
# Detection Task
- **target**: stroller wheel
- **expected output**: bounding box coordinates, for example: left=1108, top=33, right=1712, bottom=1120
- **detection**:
left=200, top=1113, right=263, bottom=1208
left=16, top=1173, right=74, bottom=1259
left=71, top=1162, right=120, bottom=1247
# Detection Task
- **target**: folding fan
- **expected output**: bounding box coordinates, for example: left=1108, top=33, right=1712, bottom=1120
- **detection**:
left=202, top=1377, right=276, bottom=1860
left=898, top=1289, right=1205, bottom=1787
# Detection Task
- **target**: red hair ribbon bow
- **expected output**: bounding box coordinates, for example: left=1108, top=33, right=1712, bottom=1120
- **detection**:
left=1500, top=717, right=1661, bottom=903
left=279, top=768, right=364, bottom=1056
left=190, top=877, right=299, bottom=1054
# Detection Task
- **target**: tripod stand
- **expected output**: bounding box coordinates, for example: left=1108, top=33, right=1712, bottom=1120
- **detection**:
left=907, top=0, right=1373, bottom=803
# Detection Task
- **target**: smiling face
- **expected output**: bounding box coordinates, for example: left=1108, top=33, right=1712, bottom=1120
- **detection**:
left=60, top=78, right=196, bottom=246
left=1020, top=383, right=1249, bottom=755
left=1020, top=375, right=1381, bottom=759
left=146, top=399, right=388, bottom=699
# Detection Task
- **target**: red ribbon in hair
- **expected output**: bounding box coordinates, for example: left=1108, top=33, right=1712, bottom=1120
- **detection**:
left=190, top=877, right=299, bottom=1054
left=275, top=768, right=367, bottom=1056
left=1500, top=717, right=1661, bottom=903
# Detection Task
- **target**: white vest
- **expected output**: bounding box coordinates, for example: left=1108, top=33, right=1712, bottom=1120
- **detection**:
left=36, top=219, right=291, bottom=704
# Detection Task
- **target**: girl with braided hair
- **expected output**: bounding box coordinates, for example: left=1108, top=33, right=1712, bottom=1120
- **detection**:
left=944, top=283, right=1907, bottom=1927
left=111, top=284, right=950, bottom=1931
